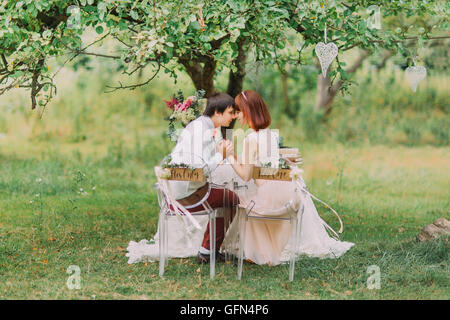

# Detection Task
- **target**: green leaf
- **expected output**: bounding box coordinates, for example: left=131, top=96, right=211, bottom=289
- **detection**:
left=95, top=26, right=104, bottom=34
left=190, top=21, right=201, bottom=31
left=276, top=41, right=285, bottom=49
left=130, top=10, right=138, bottom=21
left=212, top=29, right=227, bottom=40
left=118, top=20, right=128, bottom=30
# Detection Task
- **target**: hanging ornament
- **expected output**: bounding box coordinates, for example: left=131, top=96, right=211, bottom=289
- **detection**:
left=315, top=25, right=338, bottom=78
left=405, top=60, right=426, bottom=92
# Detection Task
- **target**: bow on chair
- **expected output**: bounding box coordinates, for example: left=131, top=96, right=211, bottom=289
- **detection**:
left=289, top=167, right=344, bottom=240
left=155, top=167, right=202, bottom=233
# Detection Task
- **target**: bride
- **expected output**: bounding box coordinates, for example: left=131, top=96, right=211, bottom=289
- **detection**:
left=221, top=90, right=354, bottom=265
left=126, top=90, right=354, bottom=265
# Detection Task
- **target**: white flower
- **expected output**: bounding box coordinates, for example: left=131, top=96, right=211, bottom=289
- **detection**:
left=36, top=178, right=42, bottom=183
left=289, top=167, right=304, bottom=180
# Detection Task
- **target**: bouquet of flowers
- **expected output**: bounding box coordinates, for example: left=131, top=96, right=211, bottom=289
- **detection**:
left=164, top=89, right=206, bottom=141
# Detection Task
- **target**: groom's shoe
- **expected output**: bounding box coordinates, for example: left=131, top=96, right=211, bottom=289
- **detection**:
left=197, top=251, right=226, bottom=264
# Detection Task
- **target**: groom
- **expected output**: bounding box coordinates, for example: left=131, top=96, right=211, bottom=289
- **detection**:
left=169, top=92, right=239, bottom=263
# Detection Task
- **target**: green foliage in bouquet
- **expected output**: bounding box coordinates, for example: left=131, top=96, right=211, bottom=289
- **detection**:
left=164, top=89, right=206, bottom=141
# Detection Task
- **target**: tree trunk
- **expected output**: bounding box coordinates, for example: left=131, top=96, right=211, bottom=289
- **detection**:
left=179, top=57, right=217, bottom=97
left=376, top=50, right=393, bottom=72
left=314, top=50, right=371, bottom=117
left=227, top=38, right=249, bottom=98
left=314, top=69, right=334, bottom=116
left=178, top=37, right=249, bottom=98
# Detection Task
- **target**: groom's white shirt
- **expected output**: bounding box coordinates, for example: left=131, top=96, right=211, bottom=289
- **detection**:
left=169, top=115, right=223, bottom=200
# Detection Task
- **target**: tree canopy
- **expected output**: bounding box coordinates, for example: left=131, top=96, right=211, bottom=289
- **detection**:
left=1, top=0, right=448, bottom=110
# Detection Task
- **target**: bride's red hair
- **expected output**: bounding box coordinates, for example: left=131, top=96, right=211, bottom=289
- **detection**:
left=235, top=90, right=271, bottom=131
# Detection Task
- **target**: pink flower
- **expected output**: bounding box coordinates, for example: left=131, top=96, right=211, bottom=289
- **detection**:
left=174, top=102, right=183, bottom=111
left=180, top=102, right=190, bottom=112
left=164, top=97, right=179, bottom=110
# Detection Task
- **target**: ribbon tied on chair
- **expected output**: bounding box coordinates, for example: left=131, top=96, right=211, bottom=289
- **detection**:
left=155, top=167, right=202, bottom=234
left=289, top=166, right=344, bottom=240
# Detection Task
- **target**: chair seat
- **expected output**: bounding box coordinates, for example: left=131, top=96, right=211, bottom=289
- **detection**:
left=238, top=200, right=300, bottom=218
left=167, top=203, right=223, bottom=217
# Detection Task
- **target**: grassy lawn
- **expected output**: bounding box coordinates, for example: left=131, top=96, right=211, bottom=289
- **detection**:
left=0, top=135, right=448, bottom=299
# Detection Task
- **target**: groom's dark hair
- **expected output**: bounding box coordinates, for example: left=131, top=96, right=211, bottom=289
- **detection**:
left=203, top=92, right=236, bottom=117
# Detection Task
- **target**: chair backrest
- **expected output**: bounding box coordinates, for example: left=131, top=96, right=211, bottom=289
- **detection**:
left=252, top=167, right=292, bottom=181
left=155, top=165, right=210, bottom=209
left=279, top=148, right=302, bottom=165
left=163, top=167, right=206, bottom=182
left=154, top=152, right=213, bottom=229
left=241, top=165, right=302, bottom=218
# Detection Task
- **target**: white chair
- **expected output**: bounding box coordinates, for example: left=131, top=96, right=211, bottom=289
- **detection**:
left=154, top=153, right=219, bottom=280
left=236, top=167, right=304, bottom=282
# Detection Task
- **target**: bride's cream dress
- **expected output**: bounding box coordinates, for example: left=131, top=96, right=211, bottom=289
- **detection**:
left=222, top=129, right=354, bottom=265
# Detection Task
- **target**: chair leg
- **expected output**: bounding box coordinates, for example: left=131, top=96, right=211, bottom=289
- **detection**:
left=223, top=208, right=230, bottom=262
left=163, top=212, right=169, bottom=268
left=209, top=209, right=216, bottom=280
left=289, top=203, right=304, bottom=282
left=289, top=214, right=298, bottom=282
left=222, top=192, right=228, bottom=262
left=237, top=209, right=247, bottom=280
left=158, top=209, right=166, bottom=277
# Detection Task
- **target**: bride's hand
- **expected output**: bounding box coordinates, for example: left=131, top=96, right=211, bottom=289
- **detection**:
left=225, top=141, right=235, bottom=159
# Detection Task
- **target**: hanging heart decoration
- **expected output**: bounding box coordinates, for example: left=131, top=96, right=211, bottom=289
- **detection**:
left=405, top=65, right=426, bottom=92
left=315, top=42, right=338, bottom=78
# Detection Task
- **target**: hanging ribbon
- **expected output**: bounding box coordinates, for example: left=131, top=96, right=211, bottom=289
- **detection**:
left=158, top=176, right=202, bottom=231
left=290, top=171, right=344, bottom=240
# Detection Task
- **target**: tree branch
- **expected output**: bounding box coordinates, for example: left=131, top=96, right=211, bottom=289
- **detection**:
left=340, top=35, right=450, bottom=51
left=31, top=59, right=46, bottom=110
left=331, top=50, right=370, bottom=94
left=104, top=62, right=161, bottom=93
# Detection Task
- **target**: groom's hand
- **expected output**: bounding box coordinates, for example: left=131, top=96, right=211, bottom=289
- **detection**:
left=216, top=140, right=233, bottom=159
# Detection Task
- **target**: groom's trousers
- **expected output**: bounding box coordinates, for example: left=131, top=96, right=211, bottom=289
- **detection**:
left=178, top=185, right=239, bottom=251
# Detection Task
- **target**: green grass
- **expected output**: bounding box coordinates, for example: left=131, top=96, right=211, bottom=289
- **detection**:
left=0, top=138, right=448, bottom=299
